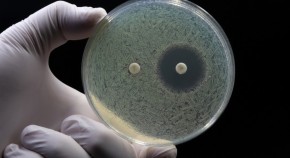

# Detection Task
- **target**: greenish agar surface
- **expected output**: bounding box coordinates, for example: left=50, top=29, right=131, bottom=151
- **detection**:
left=83, top=0, right=234, bottom=145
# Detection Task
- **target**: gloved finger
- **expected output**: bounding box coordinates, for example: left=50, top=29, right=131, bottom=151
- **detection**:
left=134, top=144, right=177, bottom=158
left=61, top=115, right=137, bottom=158
left=147, top=146, right=177, bottom=158
left=0, top=1, right=106, bottom=56
left=21, top=125, right=91, bottom=158
left=3, top=144, right=43, bottom=158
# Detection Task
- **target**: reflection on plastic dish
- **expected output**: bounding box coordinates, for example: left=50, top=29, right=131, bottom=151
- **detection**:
left=82, top=0, right=235, bottom=146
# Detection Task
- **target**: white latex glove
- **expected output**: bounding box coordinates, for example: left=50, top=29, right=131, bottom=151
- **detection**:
left=4, top=115, right=177, bottom=158
left=0, top=1, right=177, bottom=158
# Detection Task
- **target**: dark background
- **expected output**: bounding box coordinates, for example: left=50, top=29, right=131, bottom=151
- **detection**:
left=0, top=0, right=288, bottom=157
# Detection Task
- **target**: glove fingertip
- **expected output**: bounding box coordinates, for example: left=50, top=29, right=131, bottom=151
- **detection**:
left=159, top=147, right=177, bottom=158
left=146, top=146, right=177, bottom=158
left=92, top=7, right=107, bottom=22
left=61, top=4, right=107, bottom=40
left=21, top=125, right=40, bottom=143
left=60, top=115, right=83, bottom=134
left=4, top=144, right=19, bottom=156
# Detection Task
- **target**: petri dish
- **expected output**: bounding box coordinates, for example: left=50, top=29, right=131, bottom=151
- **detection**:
left=82, top=0, right=235, bottom=146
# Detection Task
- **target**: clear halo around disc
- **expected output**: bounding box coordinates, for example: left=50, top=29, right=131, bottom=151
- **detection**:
left=82, top=0, right=235, bottom=146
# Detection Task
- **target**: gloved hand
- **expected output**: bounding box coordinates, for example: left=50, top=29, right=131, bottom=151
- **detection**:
left=0, top=1, right=177, bottom=158
left=4, top=115, right=177, bottom=158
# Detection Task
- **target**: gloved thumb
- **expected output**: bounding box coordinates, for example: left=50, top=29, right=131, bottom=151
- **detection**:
left=0, top=1, right=106, bottom=58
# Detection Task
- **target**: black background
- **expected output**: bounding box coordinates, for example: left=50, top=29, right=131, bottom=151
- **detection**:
left=0, top=0, right=289, bottom=157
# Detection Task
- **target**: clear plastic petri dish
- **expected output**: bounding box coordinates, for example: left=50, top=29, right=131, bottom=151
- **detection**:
left=82, top=0, right=235, bottom=146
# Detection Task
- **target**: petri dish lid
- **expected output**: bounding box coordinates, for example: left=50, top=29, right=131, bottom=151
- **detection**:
left=82, top=0, right=235, bottom=146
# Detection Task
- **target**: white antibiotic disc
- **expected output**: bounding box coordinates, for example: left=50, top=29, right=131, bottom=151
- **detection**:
left=129, top=63, right=141, bottom=74
left=176, top=63, right=188, bottom=75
